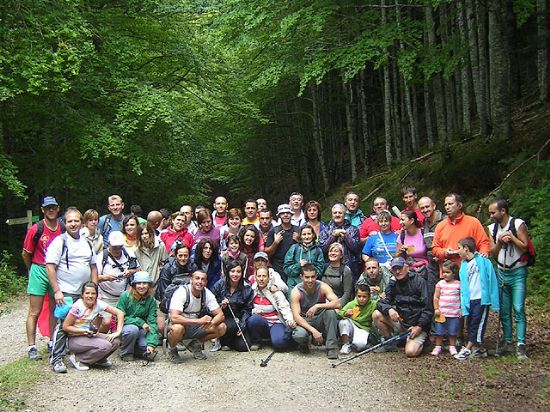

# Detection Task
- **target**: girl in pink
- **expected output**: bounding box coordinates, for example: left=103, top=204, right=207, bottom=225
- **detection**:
left=431, top=260, right=461, bottom=356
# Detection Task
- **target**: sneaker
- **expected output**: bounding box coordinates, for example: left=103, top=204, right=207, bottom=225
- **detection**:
left=189, top=340, right=207, bottom=360
left=94, top=358, right=112, bottom=368
left=340, top=343, right=351, bottom=355
left=471, top=347, right=488, bottom=358
left=299, top=344, right=310, bottom=354
left=210, top=339, right=221, bottom=352
left=68, top=354, right=89, bottom=371
left=454, top=346, right=472, bottom=360
left=495, top=341, right=514, bottom=356
left=28, top=346, right=42, bottom=361
left=167, top=348, right=184, bottom=364
left=516, top=344, right=528, bottom=360
left=430, top=346, right=442, bottom=356
left=326, top=349, right=339, bottom=360
left=52, top=360, right=67, bottom=373
left=250, top=344, right=260, bottom=351
left=120, top=354, right=134, bottom=362
left=449, top=345, right=458, bottom=356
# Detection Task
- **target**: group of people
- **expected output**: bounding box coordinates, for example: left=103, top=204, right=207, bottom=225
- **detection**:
left=22, top=189, right=533, bottom=373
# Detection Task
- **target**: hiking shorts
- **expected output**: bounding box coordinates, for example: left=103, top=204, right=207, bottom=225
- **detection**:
left=27, top=264, right=53, bottom=296
left=182, top=324, right=208, bottom=340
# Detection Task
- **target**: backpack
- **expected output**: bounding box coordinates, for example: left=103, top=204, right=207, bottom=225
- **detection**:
left=160, top=282, right=206, bottom=315
left=491, top=218, right=536, bottom=267
left=101, top=246, right=137, bottom=272
left=33, top=219, right=66, bottom=243
left=321, top=263, right=346, bottom=285
left=58, top=233, right=94, bottom=270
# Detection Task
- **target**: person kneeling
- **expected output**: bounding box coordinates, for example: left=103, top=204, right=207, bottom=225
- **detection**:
left=338, top=284, right=377, bottom=354
left=372, top=257, right=432, bottom=358
left=290, top=264, right=341, bottom=359
left=63, top=282, right=124, bottom=370
left=167, top=270, right=226, bottom=363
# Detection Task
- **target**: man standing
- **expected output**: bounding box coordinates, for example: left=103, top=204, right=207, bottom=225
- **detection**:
left=291, top=264, right=341, bottom=359
left=180, top=205, right=198, bottom=234
left=212, top=196, right=228, bottom=228
left=167, top=271, right=226, bottom=363
left=258, top=209, right=274, bottom=250
left=265, top=204, right=299, bottom=282
left=98, top=194, right=125, bottom=245
left=160, top=212, right=194, bottom=253
left=432, top=193, right=490, bottom=266
left=289, top=192, right=306, bottom=227
left=372, top=257, right=433, bottom=358
left=23, top=196, right=64, bottom=360
left=358, top=197, right=401, bottom=242
left=46, top=207, right=98, bottom=373
left=401, top=187, right=424, bottom=224
left=242, top=199, right=259, bottom=226
left=344, top=192, right=366, bottom=227
left=488, top=198, right=530, bottom=359
left=147, top=210, right=164, bottom=237
left=256, top=198, right=268, bottom=212
left=418, top=196, right=445, bottom=289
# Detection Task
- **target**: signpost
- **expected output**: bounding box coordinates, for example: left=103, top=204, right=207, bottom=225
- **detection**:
left=5, top=210, right=39, bottom=229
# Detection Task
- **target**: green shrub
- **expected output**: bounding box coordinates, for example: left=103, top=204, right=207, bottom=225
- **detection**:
left=0, top=251, right=25, bottom=302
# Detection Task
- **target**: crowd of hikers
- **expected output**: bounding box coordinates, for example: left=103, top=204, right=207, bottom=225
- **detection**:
left=21, top=189, right=534, bottom=373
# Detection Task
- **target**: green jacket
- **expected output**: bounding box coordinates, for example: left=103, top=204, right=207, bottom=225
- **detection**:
left=116, top=291, right=159, bottom=348
left=337, top=298, right=377, bottom=331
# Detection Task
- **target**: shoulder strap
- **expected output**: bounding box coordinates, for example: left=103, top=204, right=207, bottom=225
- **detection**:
left=508, top=218, right=517, bottom=237
left=33, top=220, right=45, bottom=243
left=182, top=285, right=191, bottom=311
left=339, top=264, right=345, bottom=284
left=60, top=233, right=69, bottom=270
left=491, top=222, right=499, bottom=242
left=400, top=230, right=405, bottom=245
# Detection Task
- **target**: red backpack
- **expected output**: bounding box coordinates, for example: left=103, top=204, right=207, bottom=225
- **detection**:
left=491, top=218, right=536, bottom=267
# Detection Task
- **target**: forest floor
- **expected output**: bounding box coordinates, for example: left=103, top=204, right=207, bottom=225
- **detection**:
left=0, top=297, right=548, bottom=411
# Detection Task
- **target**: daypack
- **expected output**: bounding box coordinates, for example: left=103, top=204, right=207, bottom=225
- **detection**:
left=160, top=281, right=206, bottom=315
left=58, top=233, right=93, bottom=270
left=321, top=263, right=346, bottom=285
left=33, top=219, right=66, bottom=243
left=101, top=246, right=137, bottom=272
left=491, top=218, right=536, bottom=267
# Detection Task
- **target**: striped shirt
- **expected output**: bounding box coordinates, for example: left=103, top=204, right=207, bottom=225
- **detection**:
left=436, top=279, right=461, bottom=317
left=253, top=293, right=280, bottom=324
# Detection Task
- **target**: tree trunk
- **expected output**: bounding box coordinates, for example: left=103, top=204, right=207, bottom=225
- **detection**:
left=488, top=0, right=511, bottom=139
left=382, top=0, right=393, bottom=168
left=310, top=84, right=330, bottom=193
left=342, top=77, right=357, bottom=182
left=477, top=0, right=492, bottom=134
left=359, top=69, right=370, bottom=174
left=538, top=0, right=549, bottom=102
left=391, top=61, right=402, bottom=160
left=457, top=0, right=471, bottom=134
left=423, top=82, right=435, bottom=148
left=440, top=3, right=458, bottom=137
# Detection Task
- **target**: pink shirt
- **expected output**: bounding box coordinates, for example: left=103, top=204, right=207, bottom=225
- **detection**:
left=401, top=230, right=427, bottom=261
left=436, top=279, right=461, bottom=317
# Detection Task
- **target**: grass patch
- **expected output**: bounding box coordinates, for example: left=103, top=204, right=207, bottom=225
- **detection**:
left=483, top=365, right=500, bottom=378
left=0, top=358, right=47, bottom=411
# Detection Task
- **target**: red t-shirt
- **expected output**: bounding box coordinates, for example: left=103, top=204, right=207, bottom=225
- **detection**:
left=23, top=220, right=63, bottom=265
left=359, top=216, right=401, bottom=239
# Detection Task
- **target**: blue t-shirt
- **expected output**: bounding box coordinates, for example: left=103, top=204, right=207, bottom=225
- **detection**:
left=98, top=214, right=124, bottom=244
left=362, top=232, right=398, bottom=264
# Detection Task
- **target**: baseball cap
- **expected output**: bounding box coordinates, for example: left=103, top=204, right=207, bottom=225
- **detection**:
left=277, top=204, right=292, bottom=215
left=41, top=196, right=59, bottom=208
left=108, top=231, right=125, bottom=247
left=254, top=251, right=269, bottom=261
left=390, top=257, right=406, bottom=269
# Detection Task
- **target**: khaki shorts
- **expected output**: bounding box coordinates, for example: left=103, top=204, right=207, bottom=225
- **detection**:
left=391, top=321, right=427, bottom=345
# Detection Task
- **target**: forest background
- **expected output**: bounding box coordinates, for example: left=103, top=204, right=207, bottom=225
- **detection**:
left=0, top=0, right=548, bottom=305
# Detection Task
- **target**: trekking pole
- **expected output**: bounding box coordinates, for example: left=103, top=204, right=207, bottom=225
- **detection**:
left=331, top=331, right=410, bottom=368
left=227, top=304, right=252, bottom=353
left=260, top=350, right=275, bottom=367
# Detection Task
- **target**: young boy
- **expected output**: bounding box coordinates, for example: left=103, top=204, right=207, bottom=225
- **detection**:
left=337, top=284, right=377, bottom=354
left=454, top=237, right=500, bottom=360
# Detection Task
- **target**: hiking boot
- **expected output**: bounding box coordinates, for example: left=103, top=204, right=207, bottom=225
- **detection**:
left=430, top=346, right=442, bottom=356
left=495, top=341, right=514, bottom=356
left=94, top=358, right=112, bottom=368
left=298, top=344, right=310, bottom=354
left=454, top=346, right=472, bottom=360
left=326, top=349, right=339, bottom=360
left=68, top=354, right=89, bottom=371
left=52, top=360, right=67, bottom=373
left=28, top=346, right=42, bottom=361
left=120, top=354, right=134, bottom=362
left=189, top=340, right=207, bottom=360
left=340, top=343, right=351, bottom=355
left=221, top=345, right=231, bottom=351
left=250, top=344, right=260, bottom=351
left=516, top=344, right=528, bottom=360
left=210, top=338, right=221, bottom=352
left=470, top=347, right=488, bottom=358
left=167, top=348, right=184, bottom=364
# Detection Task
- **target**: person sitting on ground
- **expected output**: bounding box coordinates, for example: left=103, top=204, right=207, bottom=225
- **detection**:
left=320, top=243, right=352, bottom=306
left=160, top=212, right=194, bottom=254
left=290, top=264, right=341, bottom=359
left=356, top=257, right=391, bottom=301
left=167, top=270, right=227, bottom=363
left=221, top=234, right=248, bottom=279
left=252, top=252, right=288, bottom=294
left=193, top=238, right=222, bottom=290
left=372, top=257, right=433, bottom=358
left=454, top=237, right=500, bottom=360
left=431, top=260, right=461, bottom=357
left=63, top=282, right=123, bottom=371
left=303, top=200, right=326, bottom=238
left=344, top=191, right=366, bottom=228
left=212, top=261, right=254, bottom=352
left=194, top=209, right=221, bottom=250
left=135, top=223, right=168, bottom=291
left=219, top=207, right=243, bottom=251
left=359, top=197, right=401, bottom=241
left=248, top=267, right=296, bottom=351
left=116, top=271, right=158, bottom=362
left=81, top=209, right=104, bottom=254
left=338, top=284, right=377, bottom=354
left=240, top=224, right=262, bottom=280
left=361, top=210, right=398, bottom=268
left=284, top=224, right=325, bottom=296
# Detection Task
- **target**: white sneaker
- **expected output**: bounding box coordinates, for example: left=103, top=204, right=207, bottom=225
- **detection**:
left=340, top=343, right=351, bottom=355
left=210, top=338, right=221, bottom=352
left=68, top=354, right=89, bottom=371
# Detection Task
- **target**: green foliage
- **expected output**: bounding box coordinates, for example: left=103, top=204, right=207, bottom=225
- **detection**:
left=0, top=251, right=25, bottom=302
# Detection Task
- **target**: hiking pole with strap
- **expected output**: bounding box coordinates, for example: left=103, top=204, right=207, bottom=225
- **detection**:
left=331, top=331, right=410, bottom=368
left=227, top=303, right=252, bottom=353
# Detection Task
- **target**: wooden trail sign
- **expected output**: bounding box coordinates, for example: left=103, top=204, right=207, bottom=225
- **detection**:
left=5, top=210, right=39, bottom=229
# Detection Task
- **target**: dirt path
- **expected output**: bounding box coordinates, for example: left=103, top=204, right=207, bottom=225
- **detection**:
left=0, top=299, right=411, bottom=411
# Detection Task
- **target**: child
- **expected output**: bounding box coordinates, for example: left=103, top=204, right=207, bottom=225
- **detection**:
left=431, top=260, right=461, bottom=356
left=337, top=284, right=377, bottom=354
left=454, top=237, right=500, bottom=360
left=221, top=234, right=248, bottom=279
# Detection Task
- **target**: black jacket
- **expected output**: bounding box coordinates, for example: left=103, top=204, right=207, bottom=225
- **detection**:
left=211, top=279, right=254, bottom=331
left=155, top=258, right=198, bottom=301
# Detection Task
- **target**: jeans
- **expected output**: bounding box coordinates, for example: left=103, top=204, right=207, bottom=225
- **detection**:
left=247, top=314, right=294, bottom=350
left=498, top=267, right=527, bottom=344
left=120, top=325, right=147, bottom=357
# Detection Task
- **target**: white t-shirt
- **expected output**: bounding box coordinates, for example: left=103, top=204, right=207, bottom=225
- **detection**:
left=45, top=234, right=96, bottom=295
left=466, top=259, right=481, bottom=300
left=488, top=218, right=527, bottom=269
left=69, top=298, right=108, bottom=332
left=169, top=285, right=219, bottom=318
left=97, top=251, right=129, bottom=298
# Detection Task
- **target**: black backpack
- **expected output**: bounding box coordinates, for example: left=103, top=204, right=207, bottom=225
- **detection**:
left=160, top=282, right=206, bottom=315
left=33, top=219, right=66, bottom=243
